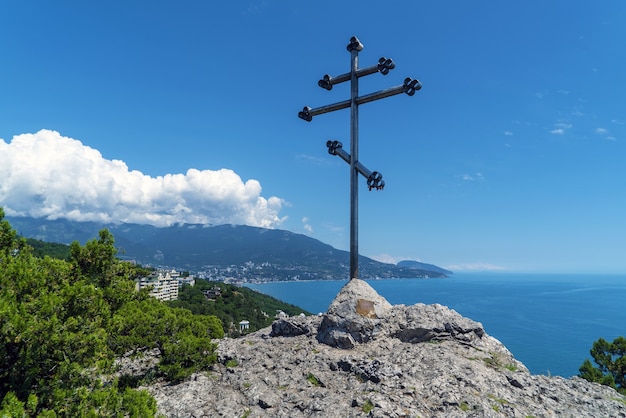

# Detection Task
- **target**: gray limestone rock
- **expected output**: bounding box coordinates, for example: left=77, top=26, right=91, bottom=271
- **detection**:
left=270, top=315, right=319, bottom=338
left=317, top=279, right=392, bottom=348
left=143, top=279, right=626, bottom=418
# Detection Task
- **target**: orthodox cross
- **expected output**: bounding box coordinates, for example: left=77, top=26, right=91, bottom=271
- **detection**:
left=298, top=36, right=421, bottom=280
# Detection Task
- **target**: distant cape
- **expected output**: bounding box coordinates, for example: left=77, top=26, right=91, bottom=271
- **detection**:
left=397, top=259, right=453, bottom=275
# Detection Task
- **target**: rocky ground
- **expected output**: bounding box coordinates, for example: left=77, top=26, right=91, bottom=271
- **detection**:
left=143, top=279, right=626, bottom=417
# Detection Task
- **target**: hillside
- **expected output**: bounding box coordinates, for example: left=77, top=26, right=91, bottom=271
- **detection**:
left=168, top=279, right=312, bottom=337
left=8, top=216, right=449, bottom=281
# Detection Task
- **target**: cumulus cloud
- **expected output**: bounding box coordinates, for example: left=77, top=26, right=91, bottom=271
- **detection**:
left=0, top=130, right=286, bottom=227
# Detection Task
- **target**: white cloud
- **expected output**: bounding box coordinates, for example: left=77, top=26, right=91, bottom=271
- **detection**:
left=550, top=128, right=565, bottom=135
left=445, top=262, right=506, bottom=272
left=595, top=127, right=608, bottom=134
left=0, top=130, right=286, bottom=227
left=369, top=253, right=407, bottom=264
left=302, top=217, right=313, bottom=234
left=461, top=173, right=484, bottom=181
left=504, top=131, right=513, bottom=136
left=296, top=153, right=330, bottom=165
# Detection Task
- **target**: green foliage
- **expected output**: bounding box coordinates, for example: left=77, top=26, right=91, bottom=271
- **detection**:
left=0, top=210, right=222, bottom=415
left=111, top=298, right=223, bottom=382
left=487, top=394, right=509, bottom=405
left=70, top=229, right=117, bottom=287
left=225, top=359, right=239, bottom=368
left=579, top=336, right=626, bottom=394
left=306, top=372, right=322, bottom=387
left=25, top=238, right=71, bottom=260
left=44, top=381, right=157, bottom=417
left=0, top=391, right=35, bottom=417
left=362, top=399, right=374, bottom=413
left=169, top=279, right=312, bottom=336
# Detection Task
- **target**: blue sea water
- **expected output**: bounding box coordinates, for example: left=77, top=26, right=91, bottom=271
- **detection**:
left=245, top=273, right=626, bottom=378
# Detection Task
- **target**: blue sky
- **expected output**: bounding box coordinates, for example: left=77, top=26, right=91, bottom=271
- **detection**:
left=1, top=1, right=625, bottom=273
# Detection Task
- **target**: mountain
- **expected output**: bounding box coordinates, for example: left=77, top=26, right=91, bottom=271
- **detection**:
left=397, top=259, right=453, bottom=275
left=7, top=216, right=449, bottom=281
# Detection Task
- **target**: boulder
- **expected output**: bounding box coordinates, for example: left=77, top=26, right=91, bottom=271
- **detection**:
left=316, top=279, right=392, bottom=348
left=270, top=314, right=319, bottom=337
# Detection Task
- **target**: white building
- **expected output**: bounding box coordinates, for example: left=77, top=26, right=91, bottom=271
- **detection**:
left=135, top=271, right=179, bottom=301
left=239, top=320, right=250, bottom=332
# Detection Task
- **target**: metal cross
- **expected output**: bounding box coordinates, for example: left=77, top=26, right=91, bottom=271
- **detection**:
left=298, top=36, right=421, bottom=280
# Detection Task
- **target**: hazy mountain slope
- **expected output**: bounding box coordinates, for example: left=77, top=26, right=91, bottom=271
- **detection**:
left=7, top=216, right=449, bottom=280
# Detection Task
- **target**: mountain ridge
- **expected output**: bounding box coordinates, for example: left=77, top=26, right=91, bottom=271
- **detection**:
left=7, top=216, right=450, bottom=281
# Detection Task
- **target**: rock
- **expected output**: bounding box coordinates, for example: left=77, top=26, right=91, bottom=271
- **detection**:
left=317, top=279, right=392, bottom=348
left=386, top=302, right=485, bottom=343
left=144, top=279, right=626, bottom=418
left=270, top=315, right=318, bottom=337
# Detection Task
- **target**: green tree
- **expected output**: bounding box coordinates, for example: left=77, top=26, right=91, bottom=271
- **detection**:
left=0, top=211, right=177, bottom=416
left=26, top=238, right=71, bottom=260
left=70, top=229, right=117, bottom=287
left=579, top=336, right=626, bottom=394
left=110, top=298, right=223, bottom=382
left=1, top=212, right=113, bottom=411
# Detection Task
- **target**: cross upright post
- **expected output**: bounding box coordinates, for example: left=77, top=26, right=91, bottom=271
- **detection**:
left=348, top=37, right=361, bottom=283
left=298, top=36, right=421, bottom=280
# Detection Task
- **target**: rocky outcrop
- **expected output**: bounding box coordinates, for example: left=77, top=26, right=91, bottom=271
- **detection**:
left=316, top=278, right=393, bottom=348
left=146, top=279, right=626, bottom=417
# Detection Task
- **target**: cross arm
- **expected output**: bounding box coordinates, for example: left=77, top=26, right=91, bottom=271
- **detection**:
left=298, top=77, right=420, bottom=122
left=317, top=57, right=397, bottom=91
left=326, top=140, right=385, bottom=190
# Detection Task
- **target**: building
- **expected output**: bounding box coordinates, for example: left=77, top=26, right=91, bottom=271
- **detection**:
left=239, top=320, right=250, bottom=333
left=177, top=276, right=196, bottom=287
left=135, top=271, right=179, bottom=301
left=203, top=286, right=222, bottom=300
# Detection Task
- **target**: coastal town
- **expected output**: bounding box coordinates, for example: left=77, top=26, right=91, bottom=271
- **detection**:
left=133, top=260, right=339, bottom=297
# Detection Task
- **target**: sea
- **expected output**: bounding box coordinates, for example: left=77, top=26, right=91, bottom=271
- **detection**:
left=245, top=273, right=626, bottom=378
